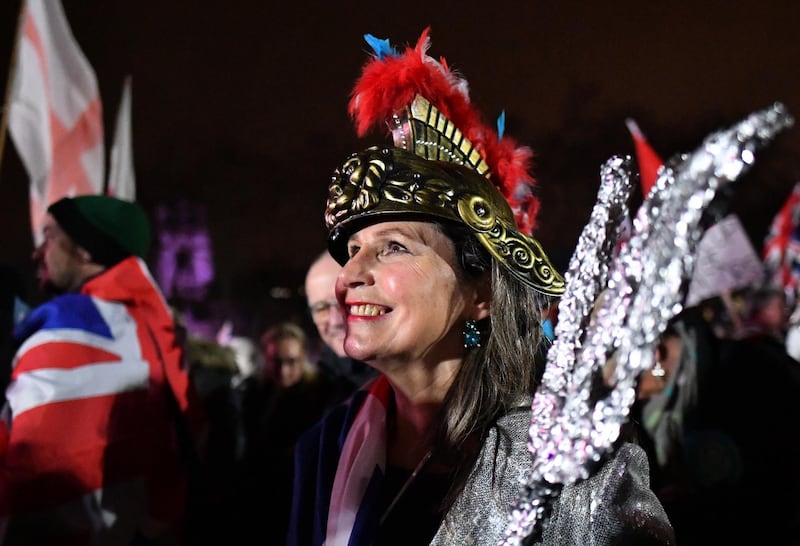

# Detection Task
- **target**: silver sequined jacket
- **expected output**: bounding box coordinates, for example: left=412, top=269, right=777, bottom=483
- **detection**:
left=430, top=405, right=676, bottom=546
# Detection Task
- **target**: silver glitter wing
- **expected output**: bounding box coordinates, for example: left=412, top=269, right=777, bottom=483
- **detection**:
left=501, top=102, right=795, bottom=545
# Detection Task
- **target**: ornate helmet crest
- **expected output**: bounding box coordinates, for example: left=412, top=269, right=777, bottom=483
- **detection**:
left=325, top=28, right=565, bottom=296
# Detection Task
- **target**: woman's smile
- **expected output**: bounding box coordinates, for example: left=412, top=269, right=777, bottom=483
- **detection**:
left=347, top=302, right=391, bottom=318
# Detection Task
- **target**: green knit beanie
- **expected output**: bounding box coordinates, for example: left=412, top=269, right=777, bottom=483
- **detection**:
left=48, top=195, right=151, bottom=267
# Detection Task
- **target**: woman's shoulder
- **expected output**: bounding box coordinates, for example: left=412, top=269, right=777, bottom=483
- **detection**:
left=486, top=405, right=675, bottom=544
left=494, top=398, right=532, bottom=428
left=543, top=442, right=676, bottom=545
left=434, top=412, right=674, bottom=545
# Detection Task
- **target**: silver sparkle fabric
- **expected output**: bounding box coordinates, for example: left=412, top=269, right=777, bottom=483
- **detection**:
left=430, top=405, right=675, bottom=546
left=499, top=102, right=794, bottom=543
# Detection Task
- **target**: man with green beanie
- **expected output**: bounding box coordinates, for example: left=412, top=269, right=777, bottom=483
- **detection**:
left=32, top=194, right=151, bottom=293
left=0, top=195, right=206, bottom=545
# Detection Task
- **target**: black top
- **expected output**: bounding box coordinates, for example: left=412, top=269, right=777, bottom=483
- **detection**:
left=377, top=465, right=452, bottom=545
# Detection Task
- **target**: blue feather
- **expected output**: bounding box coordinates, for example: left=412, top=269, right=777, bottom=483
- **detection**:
left=364, top=33, right=397, bottom=60
left=497, top=110, right=506, bottom=140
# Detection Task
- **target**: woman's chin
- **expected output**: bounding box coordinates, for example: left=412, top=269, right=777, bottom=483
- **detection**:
left=343, top=341, right=375, bottom=364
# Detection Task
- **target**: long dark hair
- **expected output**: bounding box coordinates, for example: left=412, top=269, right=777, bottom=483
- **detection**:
left=435, top=222, right=548, bottom=507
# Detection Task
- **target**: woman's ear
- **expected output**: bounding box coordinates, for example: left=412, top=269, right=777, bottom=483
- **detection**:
left=472, top=273, right=491, bottom=321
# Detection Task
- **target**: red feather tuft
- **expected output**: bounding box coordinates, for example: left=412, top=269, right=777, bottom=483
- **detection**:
left=348, top=28, right=541, bottom=233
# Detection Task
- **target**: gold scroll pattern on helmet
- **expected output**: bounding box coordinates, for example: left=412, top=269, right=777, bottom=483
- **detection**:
left=325, top=146, right=565, bottom=296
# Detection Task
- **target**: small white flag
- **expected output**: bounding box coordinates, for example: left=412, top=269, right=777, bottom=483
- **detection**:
left=107, top=76, right=136, bottom=201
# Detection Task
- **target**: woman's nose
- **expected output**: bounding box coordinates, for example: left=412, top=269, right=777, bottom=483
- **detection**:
left=338, top=251, right=374, bottom=289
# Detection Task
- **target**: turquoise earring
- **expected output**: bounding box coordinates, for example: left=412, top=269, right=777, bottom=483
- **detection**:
left=463, top=320, right=481, bottom=349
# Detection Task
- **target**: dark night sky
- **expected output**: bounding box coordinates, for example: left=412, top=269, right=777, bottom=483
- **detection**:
left=2, top=0, right=800, bottom=329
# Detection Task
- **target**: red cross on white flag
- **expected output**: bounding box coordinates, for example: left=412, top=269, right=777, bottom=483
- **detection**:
left=8, top=0, right=105, bottom=246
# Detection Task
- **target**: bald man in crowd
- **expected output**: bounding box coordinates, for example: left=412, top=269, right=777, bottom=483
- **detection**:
left=304, top=250, right=376, bottom=406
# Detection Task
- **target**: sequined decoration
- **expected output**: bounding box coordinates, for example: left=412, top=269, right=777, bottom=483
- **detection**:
left=500, top=102, right=794, bottom=545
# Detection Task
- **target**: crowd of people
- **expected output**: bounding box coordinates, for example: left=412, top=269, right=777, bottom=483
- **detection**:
left=631, top=285, right=800, bottom=544
left=0, top=194, right=379, bottom=545
left=0, top=27, right=799, bottom=546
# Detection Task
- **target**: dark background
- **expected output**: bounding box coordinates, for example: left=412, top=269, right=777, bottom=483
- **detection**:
left=1, top=0, right=799, bottom=337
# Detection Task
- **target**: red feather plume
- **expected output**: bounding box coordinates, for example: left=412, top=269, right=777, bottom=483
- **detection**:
left=348, top=27, right=541, bottom=234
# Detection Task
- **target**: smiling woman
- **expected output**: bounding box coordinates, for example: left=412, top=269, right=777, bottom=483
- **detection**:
left=337, top=221, right=470, bottom=371
left=286, top=29, right=675, bottom=546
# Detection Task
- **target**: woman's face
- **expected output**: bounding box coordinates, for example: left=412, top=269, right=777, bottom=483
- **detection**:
left=336, top=221, right=485, bottom=371
left=264, top=337, right=306, bottom=388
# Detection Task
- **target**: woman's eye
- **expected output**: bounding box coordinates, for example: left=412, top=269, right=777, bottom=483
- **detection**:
left=347, top=245, right=360, bottom=258
left=384, top=241, right=406, bottom=254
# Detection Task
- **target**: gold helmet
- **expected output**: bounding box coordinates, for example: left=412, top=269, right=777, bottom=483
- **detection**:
left=325, top=29, right=565, bottom=296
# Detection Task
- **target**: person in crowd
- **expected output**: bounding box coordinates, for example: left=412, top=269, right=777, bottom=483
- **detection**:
left=671, top=289, right=800, bottom=544
left=261, top=322, right=317, bottom=387
left=734, top=285, right=790, bottom=342
left=181, top=333, right=246, bottom=546
left=238, top=321, right=329, bottom=544
left=288, top=29, right=674, bottom=546
left=304, top=250, right=377, bottom=405
left=629, top=291, right=800, bottom=544
left=631, top=308, right=711, bottom=496
left=0, top=195, right=205, bottom=545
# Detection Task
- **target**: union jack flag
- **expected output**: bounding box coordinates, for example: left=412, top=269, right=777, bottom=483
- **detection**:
left=762, top=182, right=800, bottom=300
left=0, top=258, right=200, bottom=542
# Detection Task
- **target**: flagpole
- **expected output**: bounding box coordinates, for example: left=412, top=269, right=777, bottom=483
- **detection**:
left=0, top=0, right=28, bottom=176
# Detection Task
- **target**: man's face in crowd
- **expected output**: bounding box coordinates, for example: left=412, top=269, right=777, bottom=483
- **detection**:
left=32, top=214, right=85, bottom=293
